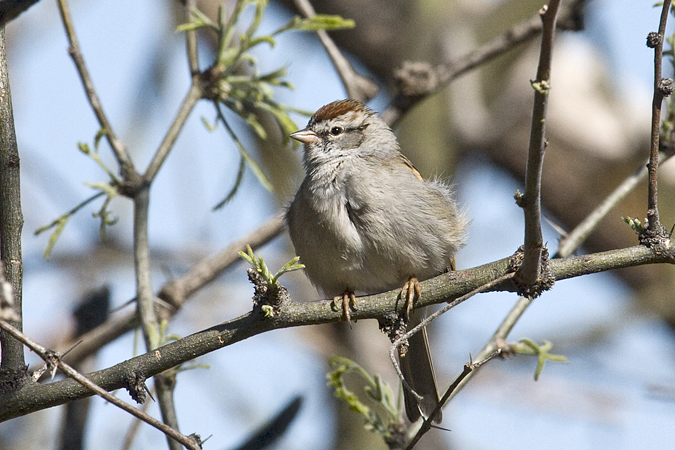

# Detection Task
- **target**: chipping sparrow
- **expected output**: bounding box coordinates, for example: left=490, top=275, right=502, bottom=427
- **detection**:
left=286, top=99, right=467, bottom=423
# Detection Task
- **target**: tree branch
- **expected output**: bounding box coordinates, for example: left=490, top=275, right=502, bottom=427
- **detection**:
left=645, top=0, right=672, bottom=238
left=143, top=81, right=203, bottom=183
left=555, top=153, right=673, bottom=258
left=0, top=319, right=202, bottom=450
left=0, top=25, right=26, bottom=388
left=60, top=213, right=284, bottom=365
left=56, top=0, right=135, bottom=179
left=2, top=243, right=673, bottom=421
left=515, top=0, right=561, bottom=287
left=381, top=0, right=583, bottom=127
left=183, top=0, right=200, bottom=77
left=292, top=0, right=379, bottom=103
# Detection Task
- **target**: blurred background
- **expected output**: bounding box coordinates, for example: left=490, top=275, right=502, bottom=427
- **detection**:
left=1, top=0, right=675, bottom=449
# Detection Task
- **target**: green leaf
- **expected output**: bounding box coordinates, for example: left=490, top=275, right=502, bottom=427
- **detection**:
left=514, top=338, right=568, bottom=381
left=275, top=14, right=355, bottom=35
left=201, top=116, right=218, bottom=132
left=326, top=356, right=400, bottom=439
left=177, top=6, right=219, bottom=32
left=622, top=216, right=646, bottom=234
left=35, top=191, right=106, bottom=259
left=94, top=128, right=108, bottom=150
left=213, top=154, right=246, bottom=210
left=40, top=216, right=68, bottom=260
left=78, top=142, right=91, bottom=155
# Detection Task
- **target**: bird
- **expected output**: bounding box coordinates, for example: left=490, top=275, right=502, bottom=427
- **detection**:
left=286, top=99, right=467, bottom=423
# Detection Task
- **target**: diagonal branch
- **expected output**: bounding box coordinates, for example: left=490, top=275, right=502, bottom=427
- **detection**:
left=56, top=0, right=135, bottom=179
left=143, top=82, right=203, bottom=183
left=2, top=243, right=674, bottom=421
left=381, top=0, right=583, bottom=127
left=292, top=0, right=379, bottom=103
left=0, top=319, right=202, bottom=450
left=60, top=213, right=284, bottom=365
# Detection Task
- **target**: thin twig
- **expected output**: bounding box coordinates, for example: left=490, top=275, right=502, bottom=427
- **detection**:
left=55, top=0, right=135, bottom=178
left=646, top=0, right=672, bottom=235
left=183, top=0, right=200, bottom=77
left=555, top=153, right=674, bottom=258
left=122, top=386, right=154, bottom=450
left=292, top=0, right=378, bottom=103
left=0, top=319, right=202, bottom=450
left=389, top=274, right=514, bottom=407
left=133, top=185, right=157, bottom=351
left=155, top=373, right=183, bottom=450
left=144, top=82, right=203, bottom=182
left=406, top=350, right=502, bottom=450
left=61, top=213, right=284, bottom=365
left=516, top=1, right=561, bottom=287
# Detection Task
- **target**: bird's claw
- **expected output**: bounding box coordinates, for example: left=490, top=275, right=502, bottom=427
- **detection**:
left=332, top=291, right=357, bottom=323
left=400, top=276, right=421, bottom=320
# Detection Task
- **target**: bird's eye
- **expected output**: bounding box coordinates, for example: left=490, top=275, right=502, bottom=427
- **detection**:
left=330, top=126, right=343, bottom=136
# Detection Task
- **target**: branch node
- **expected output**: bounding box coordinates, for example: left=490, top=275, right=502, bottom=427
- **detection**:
left=659, top=78, right=674, bottom=96
left=247, top=268, right=290, bottom=317
left=639, top=223, right=671, bottom=250
left=378, top=312, right=409, bottom=356
left=647, top=31, right=662, bottom=48
left=509, top=246, right=555, bottom=298
left=514, top=189, right=525, bottom=208
left=124, top=371, right=148, bottom=404
left=393, top=61, right=439, bottom=100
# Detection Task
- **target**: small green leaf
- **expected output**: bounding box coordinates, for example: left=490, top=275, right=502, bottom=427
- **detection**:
left=78, top=142, right=91, bottom=155
left=213, top=154, right=246, bottom=210
left=514, top=338, right=568, bottom=381
left=326, top=356, right=400, bottom=439
left=94, top=128, right=108, bottom=150
left=201, top=116, right=218, bottom=132
left=177, top=6, right=219, bottom=32
left=622, top=216, right=646, bottom=234
left=40, top=217, right=68, bottom=260
left=275, top=15, right=355, bottom=34
left=35, top=191, right=106, bottom=259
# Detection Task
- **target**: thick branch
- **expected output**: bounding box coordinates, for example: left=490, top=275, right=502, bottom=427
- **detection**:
left=1, top=244, right=673, bottom=421
left=381, top=0, right=582, bottom=127
left=515, top=1, right=561, bottom=287
left=0, top=25, right=26, bottom=385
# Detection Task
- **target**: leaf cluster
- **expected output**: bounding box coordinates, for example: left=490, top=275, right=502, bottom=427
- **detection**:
left=35, top=129, right=120, bottom=258
left=179, top=0, right=353, bottom=208
left=326, top=356, right=403, bottom=442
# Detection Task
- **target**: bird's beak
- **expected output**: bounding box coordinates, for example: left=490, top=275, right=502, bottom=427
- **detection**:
left=290, top=129, right=320, bottom=144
